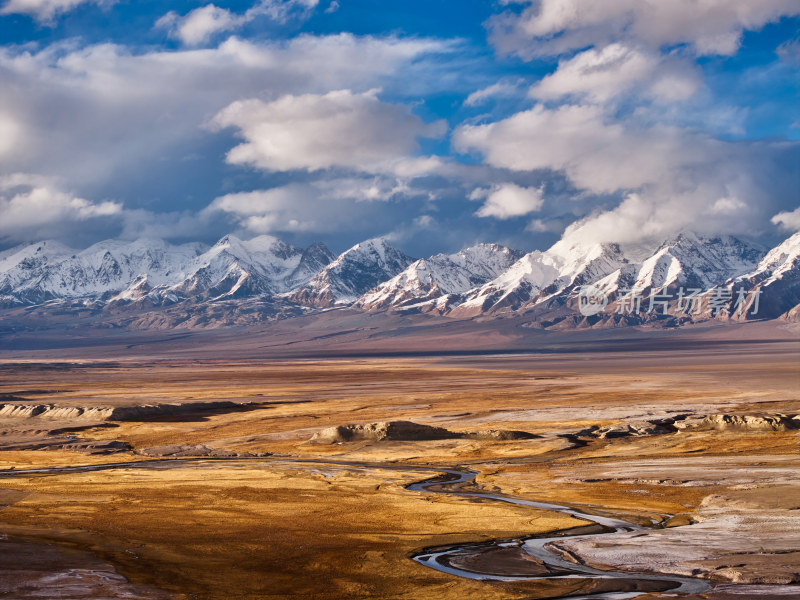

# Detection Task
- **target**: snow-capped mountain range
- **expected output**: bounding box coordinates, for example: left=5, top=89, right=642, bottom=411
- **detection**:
left=1, top=231, right=799, bottom=327
left=0, top=235, right=329, bottom=306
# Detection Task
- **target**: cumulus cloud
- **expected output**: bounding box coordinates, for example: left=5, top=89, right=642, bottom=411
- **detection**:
left=0, top=0, right=110, bottom=23
left=471, top=183, right=544, bottom=219
left=211, top=89, right=446, bottom=173
left=0, top=174, right=121, bottom=242
left=156, top=5, right=245, bottom=46
left=469, top=1, right=800, bottom=250
left=530, top=44, right=702, bottom=104
left=1, top=1, right=795, bottom=254
left=454, top=100, right=798, bottom=248
left=552, top=184, right=762, bottom=252
left=156, top=0, right=319, bottom=46
left=0, top=35, right=451, bottom=187
left=772, top=207, right=800, bottom=231
left=454, top=103, right=714, bottom=194
left=489, top=0, right=800, bottom=58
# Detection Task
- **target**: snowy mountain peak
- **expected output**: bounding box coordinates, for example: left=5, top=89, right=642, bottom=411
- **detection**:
left=487, top=251, right=560, bottom=291
left=357, top=243, right=524, bottom=312
left=547, top=242, right=628, bottom=289
left=174, top=235, right=309, bottom=299
left=291, top=238, right=415, bottom=307
left=453, top=250, right=562, bottom=315
left=718, top=231, right=800, bottom=320
left=546, top=237, right=619, bottom=266
left=285, top=242, right=336, bottom=289
left=743, top=231, right=800, bottom=284
left=0, top=239, right=74, bottom=274
left=208, top=234, right=293, bottom=260
left=337, top=237, right=397, bottom=265
left=632, top=234, right=766, bottom=291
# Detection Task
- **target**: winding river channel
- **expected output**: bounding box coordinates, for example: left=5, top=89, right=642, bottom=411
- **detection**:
left=0, top=457, right=712, bottom=599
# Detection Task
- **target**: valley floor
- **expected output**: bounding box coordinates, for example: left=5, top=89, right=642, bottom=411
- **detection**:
left=0, top=328, right=798, bottom=599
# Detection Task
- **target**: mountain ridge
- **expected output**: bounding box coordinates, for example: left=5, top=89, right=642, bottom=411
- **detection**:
left=1, top=232, right=798, bottom=329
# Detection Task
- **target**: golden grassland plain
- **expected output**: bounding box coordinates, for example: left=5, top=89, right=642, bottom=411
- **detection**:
left=0, top=344, right=798, bottom=599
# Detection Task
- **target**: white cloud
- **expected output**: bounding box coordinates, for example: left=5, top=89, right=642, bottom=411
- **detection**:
left=777, top=37, right=800, bottom=65
left=472, top=183, right=544, bottom=219
left=454, top=100, right=793, bottom=247
left=312, top=176, right=419, bottom=202
left=250, top=0, right=318, bottom=22
left=526, top=218, right=557, bottom=233
left=454, top=103, right=713, bottom=194
left=772, top=207, right=800, bottom=231
left=531, top=44, right=702, bottom=104
left=117, top=208, right=217, bottom=242
left=157, top=5, right=245, bottom=47
left=206, top=184, right=367, bottom=234
left=204, top=174, right=436, bottom=235
left=472, top=0, right=796, bottom=253
left=211, top=89, right=446, bottom=173
left=0, top=112, right=20, bottom=158
left=413, top=214, right=436, bottom=229
left=709, top=196, right=748, bottom=215
left=0, top=0, right=110, bottom=23
left=464, top=78, right=526, bottom=106
left=476, top=0, right=795, bottom=255
left=553, top=183, right=763, bottom=251
left=156, top=0, right=319, bottom=46
left=0, top=35, right=451, bottom=186
left=0, top=174, right=121, bottom=241
left=0, top=33, right=459, bottom=245
left=489, top=0, right=800, bottom=58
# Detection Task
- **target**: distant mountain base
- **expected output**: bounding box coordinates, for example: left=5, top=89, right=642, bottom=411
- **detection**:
left=0, top=305, right=797, bottom=361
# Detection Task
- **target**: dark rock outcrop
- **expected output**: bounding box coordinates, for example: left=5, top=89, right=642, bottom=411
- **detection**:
left=309, top=420, right=537, bottom=444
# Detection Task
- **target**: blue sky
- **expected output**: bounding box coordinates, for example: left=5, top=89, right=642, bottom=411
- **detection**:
left=0, top=0, right=798, bottom=256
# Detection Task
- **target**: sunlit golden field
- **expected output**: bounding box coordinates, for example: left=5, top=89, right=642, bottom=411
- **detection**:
left=0, top=343, right=798, bottom=599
